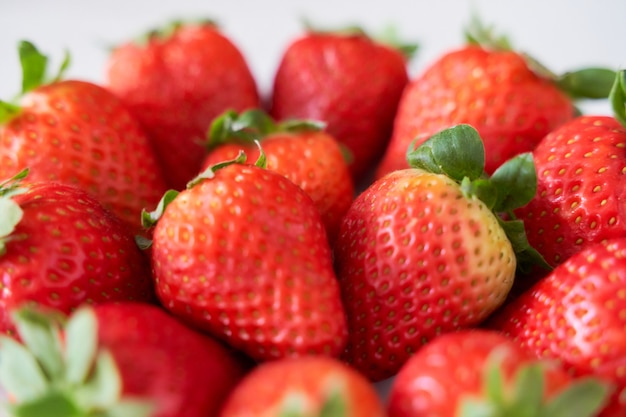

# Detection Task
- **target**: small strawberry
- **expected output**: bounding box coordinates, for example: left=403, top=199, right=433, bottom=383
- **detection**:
left=201, top=109, right=354, bottom=244
left=142, top=150, right=348, bottom=363
left=488, top=238, right=626, bottom=417
left=375, top=18, right=616, bottom=179
left=106, top=20, right=261, bottom=190
left=513, top=70, right=626, bottom=275
left=219, top=355, right=385, bottom=417
left=388, top=329, right=610, bottom=417
left=269, top=23, right=414, bottom=183
left=0, top=302, right=247, bottom=417
left=0, top=41, right=168, bottom=233
left=334, top=124, right=548, bottom=381
left=0, top=170, right=156, bottom=335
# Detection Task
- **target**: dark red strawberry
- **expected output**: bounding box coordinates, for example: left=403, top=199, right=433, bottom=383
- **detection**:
left=143, top=152, right=348, bottom=362
left=106, top=20, right=260, bottom=190
left=0, top=170, right=156, bottom=334
left=0, top=302, right=247, bottom=417
left=0, top=41, right=168, bottom=233
left=269, top=24, right=414, bottom=182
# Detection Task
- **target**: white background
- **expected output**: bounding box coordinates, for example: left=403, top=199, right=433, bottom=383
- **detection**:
left=1, top=0, right=625, bottom=402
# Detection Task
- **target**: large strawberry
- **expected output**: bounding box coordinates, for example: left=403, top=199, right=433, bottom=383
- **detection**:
left=143, top=151, right=348, bottom=363
left=488, top=237, right=626, bottom=417
left=334, top=124, right=548, bottom=381
left=0, top=41, right=168, bottom=233
left=106, top=20, right=260, bottom=190
left=0, top=170, right=156, bottom=335
left=375, top=18, right=616, bottom=179
left=269, top=24, right=414, bottom=183
left=201, top=109, right=354, bottom=244
left=0, top=302, right=247, bottom=417
left=513, top=70, right=626, bottom=274
left=387, top=329, right=610, bottom=417
left=219, top=355, right=385, bottom=417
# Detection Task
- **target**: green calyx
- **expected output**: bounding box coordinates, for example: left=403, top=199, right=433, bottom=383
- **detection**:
left=406, top=124, right=550, bottom=273
left=279, top=389, right=347, bottom=417
left=0, top=169, right=30, bottom=257
left=1, top=41, right=69, bottom=124
left=458, top=348, right=611, bottom=417
left=207, top=109, right=326, bottom=151
left=465, top=15, right=616, bottom=100
left=609, top=69, right=626, bottom=127
left=0, top=306, right=153, bottom=417
left=134, top=18, right=218, bottom=47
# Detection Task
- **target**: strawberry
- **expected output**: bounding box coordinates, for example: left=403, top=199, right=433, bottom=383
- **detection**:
left=0, top=41, right=168, bottom=233
left=269, top=24, right=414, bottom=183
left=375, top=18, right=616, bottom=179
left=513, top=70, right=626, bottom=275
left=219, top=355, right=385, bottom=417
left=106, top=20, right=260, bottom=190
left=0, top=302, right=247, bottom=417
left=0, top=170, right=156, bottom=335
left=142, top=151, right=348, bottom=362
left=201, top=109, right=354, bottom=244
left=333, top=124, right=548, bottom=381
left=387, top=329, right=610, bottom=417
left=488, top=238, right=626, bottom=417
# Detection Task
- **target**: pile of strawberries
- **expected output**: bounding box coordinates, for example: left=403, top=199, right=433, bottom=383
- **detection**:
left=0, top=15, right=625, bottom=417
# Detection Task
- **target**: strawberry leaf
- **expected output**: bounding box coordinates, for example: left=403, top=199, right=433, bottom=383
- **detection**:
left=460, top=177, right=498, bottom=210
left=556, top=68, right=617, bottom=99
left=64, top=307, right=98, bottom=385
left=542, top=378, right=611, bottom=417
left=11, top=391, right=80, bottom=417
left=490, top=152, right=537, bottom=213
left=0, top=336, right=48, bottom=402
left=18, top=41, right=49, bottom=94
left=187, top=150, right=248, bottom=189
left=319, top=390, right=347, bottom=417
left=498, top=218, right=552, bottom=273
left=103, top=399, right=155, bottom=417
left=0, top=100, right=21, bottom=124
left=74, top=350, right=122, bottom=409
left=0, top=198, right=23, bottom=256
left=464, top=14, right=512, bottom=51
left=373, top=24, right=419, bottom=61
left=141, top=189, right=180, bottom=229
left=609, top=69, right=626, bottom=128
left=406, top=124, right=485, bottom=182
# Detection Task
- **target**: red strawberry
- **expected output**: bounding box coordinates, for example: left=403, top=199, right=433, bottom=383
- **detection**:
left=0, top=170, right=156, bottom=334
left=388, top=329, right=610, bottom=417
left=0, top=302, right=247, bottom=417
left=514, top=70, right=626, bottom=274
left=375, top=19, right=615, bottom=179
left=201, top=109, right=354, bottom=244
left=143, top=152, right=348, bottom=362
left=0, top=41, right=168, bottom=233
left=488, top=237, right=626, bottom=417
left=269, top=24, right=413, bottom=182
left=106, top=20, right=260, bottom=190
left=333, top=124, right=548, bottom=381
left=219, top=355, right=385, bottom=417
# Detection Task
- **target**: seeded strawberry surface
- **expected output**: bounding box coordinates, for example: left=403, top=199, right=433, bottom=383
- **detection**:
left=151, top=164, right=348, bottom=361
left=334, top=168, right=516, bottom=381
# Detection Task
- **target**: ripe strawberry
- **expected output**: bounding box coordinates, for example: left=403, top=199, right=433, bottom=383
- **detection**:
left=388, top=329, right=610, bottom=417
left=514, top=70, right=626, bottom=272
left=269, top=24, right=414, bottom=182
left=488, top=238, right=626, bottom=417
left=0, top=302, right=247, bottom=417
left=106, top=20, right=260, bottom=190
left=0, top=170, right=156, bottom=335
left=201, top=109, right=354, bottom=244
left=334, top=124, right=548, bottom=381
left=375, top=19, right=615, bottom=179
left=143, top=152, right=348, bottom=362
left=0, top=41, right=168, bottom=233
left=219, top=355, right=385, bottom=417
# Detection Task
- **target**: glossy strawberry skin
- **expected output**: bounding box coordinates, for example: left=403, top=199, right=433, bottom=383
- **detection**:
left=0, top=182, right=156, bottom=334
left=488, top=238, right=626, bottom=417
left=219, top=356, right=385, bottom=417
left=388, top=330, right=571, bottom=417
left=334, top=169, right=516, bottom=381
left=515, top=116, right=626, bottom=268
left=151, top=164, right=348, bottom=362
left=107, top=23, right=260, bottom=190
left=0, top=80, right=168, bottom=233
left=94, top=302, right=247, bottom=417
left=270, top=33, right=409, bottom=182
left=201, top=131, right=355, bottom=244
left=376, top=45, right=574, bottom=178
